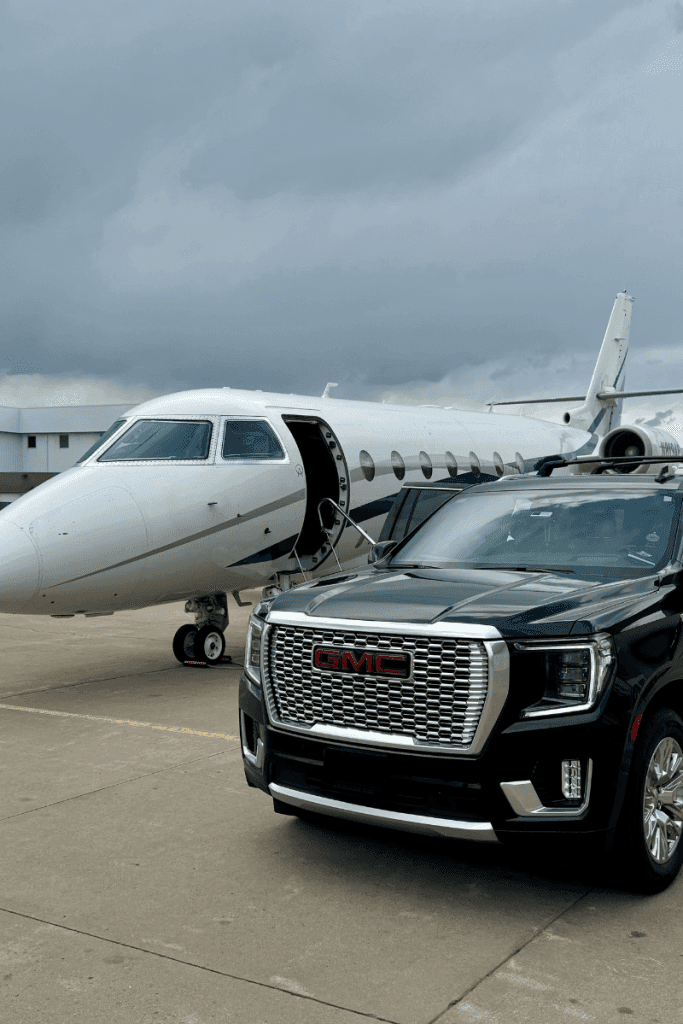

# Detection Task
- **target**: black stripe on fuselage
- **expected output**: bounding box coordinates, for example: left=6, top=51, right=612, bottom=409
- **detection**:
left=50, top=436, right=601, bottom=585
left=227, top=493, right=399, bottom=566
left=51, top=488, right=306, bottom=587
left=228, top=479, right=493, bottom=566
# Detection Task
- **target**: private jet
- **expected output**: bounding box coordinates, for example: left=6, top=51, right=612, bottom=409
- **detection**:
left=0, top=291, right=679, bottom=664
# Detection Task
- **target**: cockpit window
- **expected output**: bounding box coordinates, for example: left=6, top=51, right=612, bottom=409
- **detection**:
left=98, top=420, right=212, bottom=461
left=76, top=420, right=125, bottom=464
left=222, top=420, right=284, bottom=460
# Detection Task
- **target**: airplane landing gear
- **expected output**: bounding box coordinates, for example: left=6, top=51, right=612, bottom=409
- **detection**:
left=172, top=623, right=198, bottom=664
left=173, top=592, right=231, bottom=666
left=194, top=624, right=226, bottom=665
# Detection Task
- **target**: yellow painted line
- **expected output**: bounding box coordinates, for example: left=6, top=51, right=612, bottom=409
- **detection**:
left=0, top=703, right=237, bottom=741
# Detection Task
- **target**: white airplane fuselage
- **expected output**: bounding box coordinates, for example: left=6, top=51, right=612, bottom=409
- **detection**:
left=0, top=388, right=594, bottom=617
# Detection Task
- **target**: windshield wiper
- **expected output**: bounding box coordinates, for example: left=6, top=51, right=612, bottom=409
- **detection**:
left=475, top=565, right=575, bottom=575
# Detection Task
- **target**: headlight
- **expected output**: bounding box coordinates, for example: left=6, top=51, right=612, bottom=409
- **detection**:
left=244, top=614, right=266, bottom=687
left=515, top=634, right=614, bottom=717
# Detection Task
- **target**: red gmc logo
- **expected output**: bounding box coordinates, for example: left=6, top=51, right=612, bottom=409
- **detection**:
left=312, top=646, right=411, bottom=678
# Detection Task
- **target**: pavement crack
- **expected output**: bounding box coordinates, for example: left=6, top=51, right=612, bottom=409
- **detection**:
left=0, top=660, right=244, bottom=699
left=0, top=906, right=397, bottom=1022
left=0, top=747, right=238, bottom=823
left=425, top=887, right=594, bottom=1024
left=0, top=665, right=185, bottom=698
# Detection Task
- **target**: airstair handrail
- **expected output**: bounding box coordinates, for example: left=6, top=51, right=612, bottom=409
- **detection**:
left=317, top=497, right=376, bottom=547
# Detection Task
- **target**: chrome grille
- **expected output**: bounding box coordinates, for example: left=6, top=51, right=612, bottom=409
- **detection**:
left=264, top=624, right=489, bottom=747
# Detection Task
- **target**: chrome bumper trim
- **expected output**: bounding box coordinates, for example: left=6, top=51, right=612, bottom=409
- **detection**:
left=240, top=711, right=264, bottom=769
left=267, top=609, right=504, bottom=640
left=269, top=782, right=500, bottom=843
left=500, top=759, right=593, bottom=818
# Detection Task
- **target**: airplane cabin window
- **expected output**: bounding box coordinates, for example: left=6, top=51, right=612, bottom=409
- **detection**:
left=391, top=451, right=405, bottom=480
left=222, top=420, right=284, bottom=459
left=419, top=452, right=432, bottom=479
left=445, top=451, right=458, bottom=478
left=98, top=420, right=212, bottom=461
left=359, top=450, right=375, bottom=481
left=76, top=420, right=125, bottom=464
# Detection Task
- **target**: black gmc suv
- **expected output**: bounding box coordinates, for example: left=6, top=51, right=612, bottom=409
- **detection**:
left=240, top=458, right=683, bottom=892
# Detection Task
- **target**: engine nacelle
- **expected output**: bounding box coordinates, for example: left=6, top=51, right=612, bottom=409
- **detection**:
left=583, top=425, right=681, bottom=473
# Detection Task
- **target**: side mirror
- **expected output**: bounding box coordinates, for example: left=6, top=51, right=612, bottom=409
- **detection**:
left=656, top=569, right=683, bottom=588
left=369, top=540, right=397, bottom=563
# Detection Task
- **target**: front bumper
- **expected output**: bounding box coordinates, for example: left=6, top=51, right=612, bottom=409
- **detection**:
left=270, top=781, right=499, bottom=842
left=240, top=673, right=625, bottom=847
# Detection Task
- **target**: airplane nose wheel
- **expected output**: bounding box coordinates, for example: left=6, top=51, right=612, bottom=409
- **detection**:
left=172, top=624, right=228, bottom=665
left=172, top=624, right=199, bottom=664
left=194, top=624, right=226, bottom=665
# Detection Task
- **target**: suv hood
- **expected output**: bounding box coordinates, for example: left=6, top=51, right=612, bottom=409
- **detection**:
left=271, top=566, right=660, bottom=638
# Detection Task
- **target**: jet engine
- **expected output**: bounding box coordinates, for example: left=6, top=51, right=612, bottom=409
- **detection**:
left=585, top=425, right=681, bottom=473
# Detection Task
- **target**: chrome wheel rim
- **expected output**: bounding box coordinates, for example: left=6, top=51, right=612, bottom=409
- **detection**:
left=202, top=630, right=223, bottom=661
left=643, top=736, right=683, bottom=864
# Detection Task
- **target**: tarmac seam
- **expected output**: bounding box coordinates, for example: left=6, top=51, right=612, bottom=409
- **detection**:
left=0, top=702, right=238, bottom=740
left=425, top=887, right=594, bottom=1024
left=0, top=747, right=239, bottom=823
left=0, top=906, right=398, bottom=1022
left=0, top=661, right=245, bottom=699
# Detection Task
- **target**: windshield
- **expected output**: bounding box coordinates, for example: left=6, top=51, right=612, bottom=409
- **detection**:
left=76, top=420, right=126, bottom=464
left=391, top=489, right=680, bottom=575
left=98, top=419, right=212, bottom=461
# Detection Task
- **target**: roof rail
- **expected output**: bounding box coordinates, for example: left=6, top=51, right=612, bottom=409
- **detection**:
left=537, top=455, right=683, bottom=478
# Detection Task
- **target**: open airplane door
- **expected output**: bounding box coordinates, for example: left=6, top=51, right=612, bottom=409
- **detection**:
left=281, top=416, right=349, bottom=575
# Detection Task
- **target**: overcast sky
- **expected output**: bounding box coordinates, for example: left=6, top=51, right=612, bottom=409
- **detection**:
left=1, top=0, right=683, bottom=429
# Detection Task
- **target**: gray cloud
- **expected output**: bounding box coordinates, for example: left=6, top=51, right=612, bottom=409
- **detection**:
left=1, top=0, right=682, bottom=406
left=0, top=373, right=160, bottom=408
left=674, top=2, right=683, bottom=33
left=635, top=408, right=675, bottom=427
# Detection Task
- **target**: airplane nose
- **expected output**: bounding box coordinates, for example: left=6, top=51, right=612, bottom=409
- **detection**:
left=0, top=521, right=41, bottom=612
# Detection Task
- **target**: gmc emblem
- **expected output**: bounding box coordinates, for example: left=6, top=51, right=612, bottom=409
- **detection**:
left=312, top=646, right=411, bottom=679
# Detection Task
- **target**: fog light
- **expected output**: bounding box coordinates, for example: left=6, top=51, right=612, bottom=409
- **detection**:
left=562, top=759, right=582, bottom=800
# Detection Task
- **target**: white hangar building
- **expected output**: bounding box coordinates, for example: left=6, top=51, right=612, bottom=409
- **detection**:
left=0, top=404, right=129, bottom=507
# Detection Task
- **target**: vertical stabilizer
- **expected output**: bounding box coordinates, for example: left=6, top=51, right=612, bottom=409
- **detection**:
left=563, top=291, right=632, bottom=435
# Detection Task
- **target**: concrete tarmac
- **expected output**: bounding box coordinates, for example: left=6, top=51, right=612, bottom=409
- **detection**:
left=0, top=596, right=680, bottom=1023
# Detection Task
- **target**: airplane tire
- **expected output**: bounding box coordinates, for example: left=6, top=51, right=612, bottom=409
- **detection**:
left=172, top=624, right=199, bottom=664
left=194, top=625, right=226, bottom=666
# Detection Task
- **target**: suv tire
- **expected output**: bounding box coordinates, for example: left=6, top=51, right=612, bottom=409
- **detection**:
left=618, top=707, right=683, bottom=893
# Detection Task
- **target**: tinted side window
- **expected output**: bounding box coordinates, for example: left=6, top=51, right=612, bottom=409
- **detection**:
left=379, top=490, right=408, bottom=540
left=389, top=489, right=420, bottom=541
left=222, top=420, right=284, bottom=459
left=386, top=488, right=463, bottom=542
left=410, top=490, right=460, bottom=531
